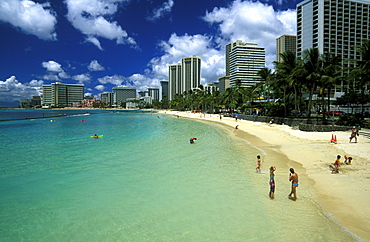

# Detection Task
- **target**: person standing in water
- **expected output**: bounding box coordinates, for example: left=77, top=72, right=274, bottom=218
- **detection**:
left=288, top=168, right=298, bottom=201
left=256, top=155, right=261, bottom=173
left=269, top=166, right=276, bottom=199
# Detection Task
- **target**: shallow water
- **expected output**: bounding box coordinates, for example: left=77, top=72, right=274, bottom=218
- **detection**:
left=0, top=110, right=360, bottom=241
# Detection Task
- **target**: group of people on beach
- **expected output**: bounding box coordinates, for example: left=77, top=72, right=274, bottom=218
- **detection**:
left=256, top=156, right=299, bottom=201
left=331, top=154, right=353, bottom=174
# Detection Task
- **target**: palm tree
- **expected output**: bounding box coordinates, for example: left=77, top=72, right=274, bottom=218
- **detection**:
left=350, top=39, right=370, bottom=113
left=320, top=53, right=342, bottom=118
left=274, top=51, right=304, bottom=116
left=302, top=48, right=323, bottom=117
left=257, top=67, right=272, bottom=100
left=223, top=87, right=238, bottom=113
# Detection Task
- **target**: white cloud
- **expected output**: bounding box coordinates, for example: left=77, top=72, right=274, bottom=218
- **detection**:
left=147, top=0, right=174, bottom=22
left=42, top=60, right=63, bottom=72
left=145, top=33, right=224, bottom=88
left=88, top=60, right=105, bottom=71
left=65, top=0, right=137, bottom=50
left=0, top=76, right=43, bottom=102
left=84, top=92, right=93, bottom=97
left=0, top=0, right=57, bottom=40
left=97, top=75, right=126, bottom=86
left=95, top=85, right=105, bottom=92
left=128, top=74, right=161, bottom=92
left=41, top=60, right=69, bottom=80
left=73, top=74, right=91, bottom=83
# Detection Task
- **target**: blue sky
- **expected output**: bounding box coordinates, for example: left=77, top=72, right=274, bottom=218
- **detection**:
left=0, top=0, right=299, bottom=106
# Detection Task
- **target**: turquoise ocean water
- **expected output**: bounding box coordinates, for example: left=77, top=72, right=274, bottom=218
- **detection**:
left=0, top=110, right=360, bottom=241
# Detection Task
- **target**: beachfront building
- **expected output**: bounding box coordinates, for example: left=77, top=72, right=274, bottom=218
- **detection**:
left=168, top=63, right=182, bottom=101
left=168, top=55, right=201, bottom=100
left=204, top=82, right=219, bottom=94
left=160, top=81, right=169, bottom=101
left=218, top=76, right=230, bottom=94
left=20, top=96, right=41, bottom=108
left=276, top=34, right=297, bottom=62
left=42, top=82, right=84, bottom=108
left=226, top=40, right=265, bottom=88
left=297, top=0, right=370, bottom=66
left=148, top=87, right=160, bottom=101
left=100, top=92, right=114, bottom=107
left=80, top=96, right=98, bottom=108
left=112, top=86, right=136, bottom=107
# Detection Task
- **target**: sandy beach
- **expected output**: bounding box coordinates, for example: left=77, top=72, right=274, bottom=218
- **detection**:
left=161, top=110, right=370, bottom=241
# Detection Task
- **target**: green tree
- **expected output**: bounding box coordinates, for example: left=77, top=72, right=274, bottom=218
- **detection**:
left=302, top=48, right=323, bottom=117
left=320, top=53, right=342, bottom=118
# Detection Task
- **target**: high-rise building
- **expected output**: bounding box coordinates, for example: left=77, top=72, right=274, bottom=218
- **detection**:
left=20, top=96, right=41, bottom=108
left=100, top=92, right=113, bottom=106
left=160, top=81, right=169, bottom=101
left=42, top=82, right=84, bottom=107
left=297, top=0, right=370, bottom=66
left=205, top=82, right=218, bottom=94
left=148, top=87, right=160, bottom=101
left=182, top=55, right=201, bottom=92
left=112, top=86, right=136, bottom=106
left=218, top=76, right=230, bottom=94
left=276, top=34, right=297, bottom=62
left=168, top=55, right=201, bottom=100
left=168, top=63, right=182, bottom=100
left=226, top=40, right=265, bottom=87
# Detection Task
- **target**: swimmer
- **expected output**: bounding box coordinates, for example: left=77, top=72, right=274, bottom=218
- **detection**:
left=235, top=125, right=239, bottom=129
left=190, top=137, right=197, bottom=144
left=93, top=134, right=98, bottom=138
left=288, top=168, right=298, bottom=201
left=256, top=155, right=261, bottom=173
left=269, top=166, right=276, bottom=199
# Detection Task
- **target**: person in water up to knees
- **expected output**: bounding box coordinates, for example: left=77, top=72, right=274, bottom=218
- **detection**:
left=269, top=166, right=276, bottom=199
left=256, top=155, right=261, bottom=173
left=288, top=168, right=298, bottom=201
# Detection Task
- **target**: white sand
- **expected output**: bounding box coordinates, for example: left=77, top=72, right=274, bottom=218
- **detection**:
left=160, top=110, right=370, bottom=241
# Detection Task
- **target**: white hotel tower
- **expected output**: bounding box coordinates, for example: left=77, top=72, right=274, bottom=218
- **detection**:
left=226, top=40, right=265, bottom=88
left=168, top=55, right=201, bottom=100
left=297, top=0, right=370, bottom=67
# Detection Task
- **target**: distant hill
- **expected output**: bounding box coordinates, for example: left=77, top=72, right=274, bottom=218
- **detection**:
left=0, top=101, right=19, bottom=107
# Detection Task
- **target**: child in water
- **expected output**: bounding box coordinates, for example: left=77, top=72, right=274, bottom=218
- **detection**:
left=256, top=155, right=261, bottom=173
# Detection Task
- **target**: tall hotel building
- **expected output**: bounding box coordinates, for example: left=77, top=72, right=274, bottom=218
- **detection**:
left=226, top=40, right=265, bottom=87
left=148, top=87, right=160, bottom=101
left=42, top=82, right=84, bottom=107
left=168, top=55, right=201, bottom=100
left=100, top=92, right=114, bottom=106
left=276, top=34, right=297, bottom=62
left=112, top=86, right=136, bottom=106
left=160, top=81, right=169, bottom=101
left=297, top=0, right=370, bottom=66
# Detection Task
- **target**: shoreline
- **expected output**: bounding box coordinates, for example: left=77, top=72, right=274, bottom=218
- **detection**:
left=161, top=111, right=370, bottom=241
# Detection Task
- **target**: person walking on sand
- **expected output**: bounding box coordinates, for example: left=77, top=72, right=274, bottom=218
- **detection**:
left=349, top=126, right=358, bottom=143
left=256, top=155, right=261, bottom=173
left=288, top=168, right=298, bottom=201
left=269, top=166, right=276, bottom=199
